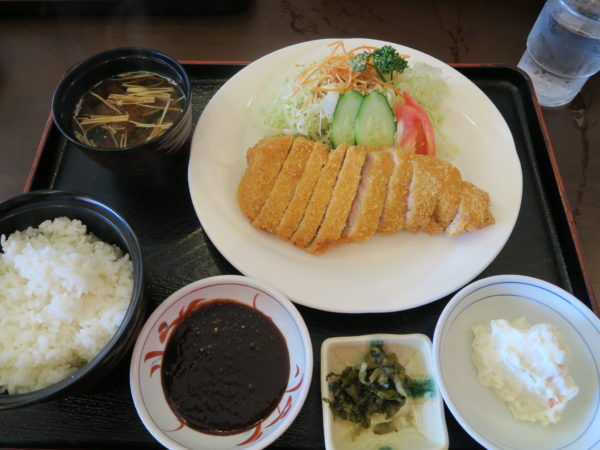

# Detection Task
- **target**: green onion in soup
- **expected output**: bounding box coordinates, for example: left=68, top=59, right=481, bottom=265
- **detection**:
left=72, top=71, right=185, bottom=149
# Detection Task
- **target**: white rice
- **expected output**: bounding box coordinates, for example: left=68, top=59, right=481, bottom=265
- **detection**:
left=0, top=217, right=133, bottom=394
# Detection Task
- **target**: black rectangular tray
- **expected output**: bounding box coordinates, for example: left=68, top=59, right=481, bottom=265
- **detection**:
left=1, top=63, right=597, bottom=449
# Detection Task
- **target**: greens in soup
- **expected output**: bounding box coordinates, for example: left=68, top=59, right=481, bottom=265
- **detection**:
left=72, top=71, right=185, bottom=149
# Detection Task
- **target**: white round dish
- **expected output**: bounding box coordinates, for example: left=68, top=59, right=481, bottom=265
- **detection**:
left=129, top=275, right=313, bottom=450
left=432, top=274, right=600, bottom=450
left=188, top=38, right=522, bottom=313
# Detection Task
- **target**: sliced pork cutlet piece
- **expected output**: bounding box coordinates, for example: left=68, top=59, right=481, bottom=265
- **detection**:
left=445, top=181, right=495, bottom=236
left=342, top=148, right=393, bottom=243
left=378, top=147, right=414, bottom=234
left=291, top=145, right=348, bottom=249
left=405, top=154, right=445, bottom=233
left=306, top=145, right=367, bottom=254
left=237, top=135, right=294, bottom=221
left=252, top=137, right=313, bottom=232
left=276, top=141, right=329, bottom=240
left=424, top=161, right=463, bottom=235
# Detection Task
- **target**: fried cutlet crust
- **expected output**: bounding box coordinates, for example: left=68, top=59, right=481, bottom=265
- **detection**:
left=252, top=136, right=313, bottom=232
left=446, top=181, right=495, bottom=236
left=237, top=136, right=495, bottom=253
left=237, top=135, right=294, bottom=220
left=276, top=141, right=329, bottom=240
left=405, top=154, right=445, bottom=233
left=378, top=148, right=414, bottom=234
left=425, top=162, right=463, bottom=235
left=306, top=145, right=367, bottom=254
left=343, top=149, right=393, bottom=243
left=291, top=145, right=348, bottom=248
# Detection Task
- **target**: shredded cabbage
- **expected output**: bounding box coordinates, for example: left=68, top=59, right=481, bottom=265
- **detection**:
left=259, top=69, right=337, bottom=144
left=259, top=60, right=456, bottom=155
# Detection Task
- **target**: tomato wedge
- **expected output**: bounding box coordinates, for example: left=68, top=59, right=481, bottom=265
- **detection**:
left=402, top=92, right=435, bottom=155
left=393, top=93, right=436, bottom=156
left=393, top=103, right=422, bottom=149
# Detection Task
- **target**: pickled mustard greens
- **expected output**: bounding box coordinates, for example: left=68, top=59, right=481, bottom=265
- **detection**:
left=72, top=71, right=185, bottom=149
left=324, top=342, right=414, bottom=432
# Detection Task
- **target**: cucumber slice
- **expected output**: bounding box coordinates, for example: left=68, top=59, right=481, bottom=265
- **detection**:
left=355, top=92, right=396, bottom=146
left=331, top=90, right=364, bottom=147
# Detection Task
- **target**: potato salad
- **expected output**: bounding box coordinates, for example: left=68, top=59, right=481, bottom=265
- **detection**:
left=471, top=317, right=579, bottom=426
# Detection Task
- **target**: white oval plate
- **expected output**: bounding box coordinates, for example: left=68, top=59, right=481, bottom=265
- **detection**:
left=433, top=274, right=600, bottom=450
left=188, top=38, right=522, bottom=313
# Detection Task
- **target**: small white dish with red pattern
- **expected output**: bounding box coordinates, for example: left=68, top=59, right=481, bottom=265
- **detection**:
left=130, top=274, right=313, bottom=450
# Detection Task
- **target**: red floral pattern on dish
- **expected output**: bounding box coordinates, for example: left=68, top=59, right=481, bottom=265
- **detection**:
left=237, top=422, right=263, bottom=446
left=159, top=297, right=207, bottom=344
left=164, top=418, right=185, bottom=433
left=142, top=297, right=207, bottom=377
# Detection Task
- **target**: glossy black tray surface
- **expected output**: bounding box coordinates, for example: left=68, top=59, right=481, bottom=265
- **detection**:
left=0, top=63, right=595, bottom=449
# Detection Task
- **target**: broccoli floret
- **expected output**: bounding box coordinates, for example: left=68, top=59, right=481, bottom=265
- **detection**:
left=371, top=45, right=408, bottom=82
left=349, top=45, right=408, bottom=82
left=350, top=52, right=370, bottom=73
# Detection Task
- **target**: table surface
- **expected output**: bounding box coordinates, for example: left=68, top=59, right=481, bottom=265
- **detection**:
left=0, top=0, right=599, bottom=446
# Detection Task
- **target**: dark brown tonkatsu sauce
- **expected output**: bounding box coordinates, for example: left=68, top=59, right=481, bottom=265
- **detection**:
left=161, top=298, right=290, bottom=435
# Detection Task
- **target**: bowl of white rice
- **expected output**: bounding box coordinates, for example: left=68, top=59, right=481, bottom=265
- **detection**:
left=0, top=190, right=145, bottom=409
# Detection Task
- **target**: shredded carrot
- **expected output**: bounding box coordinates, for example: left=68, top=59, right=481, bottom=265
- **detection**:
left=293, top=40, right=407, bottom=97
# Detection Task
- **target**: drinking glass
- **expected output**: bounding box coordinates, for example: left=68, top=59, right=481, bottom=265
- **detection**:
left=518, top=0, right=600, bottom=107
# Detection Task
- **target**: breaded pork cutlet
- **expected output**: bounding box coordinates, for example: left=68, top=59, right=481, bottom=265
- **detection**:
left=445, top=181, right=495, bottom=236
left=425, top=162, right=463, bottom=235
left=238, top=136, right=496, bottom=253
left=378, top=147, right=414, bottom=234
left=307, top=145, right=367, bottom=254
left=237, top=135, right=294, bottom=221
left=276, top=141, right=329, bottom=240
left=342, top=149, right=393, bottom=243
left=405, top=154, right=445, bottom=233
left=252, top=137, right=313, bottom=232
left=291, top=145, right=348, bottom=248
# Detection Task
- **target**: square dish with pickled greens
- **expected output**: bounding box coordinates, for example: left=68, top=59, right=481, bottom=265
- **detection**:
left=321, top=334, right=448, bottom=450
